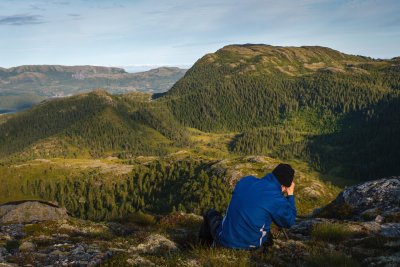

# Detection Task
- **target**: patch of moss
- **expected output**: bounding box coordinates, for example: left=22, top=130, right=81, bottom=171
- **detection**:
left=23, top=221, right=57, bottom=235
left=314, top=203, right=354, bottom=219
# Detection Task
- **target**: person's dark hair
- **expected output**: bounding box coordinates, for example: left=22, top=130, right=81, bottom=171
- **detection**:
left=272, top=164, right=294, bottom=187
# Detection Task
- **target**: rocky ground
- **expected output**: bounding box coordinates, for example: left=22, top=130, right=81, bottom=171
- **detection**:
left=0, top=177, right=399, bottom=266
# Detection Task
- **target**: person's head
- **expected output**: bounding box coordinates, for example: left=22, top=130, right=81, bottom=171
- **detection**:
left=272, top=163, right=294, bottom=192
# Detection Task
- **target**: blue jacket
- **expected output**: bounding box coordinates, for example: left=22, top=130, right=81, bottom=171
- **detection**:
left=216, top=173, right=296, bottom=250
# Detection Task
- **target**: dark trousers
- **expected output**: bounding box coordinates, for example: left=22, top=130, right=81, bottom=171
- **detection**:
left=198, top=209, right=223, bottom=246
left=198, top=209, right=274, bottom=253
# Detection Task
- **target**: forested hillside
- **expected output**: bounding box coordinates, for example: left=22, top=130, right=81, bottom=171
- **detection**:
left=163, top=44, right=400, bottom=180
left=0, top=89, right=188, bottom=159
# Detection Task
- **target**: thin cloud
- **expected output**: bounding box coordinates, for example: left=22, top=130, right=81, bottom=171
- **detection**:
left=53, top=1, right=70, bottom=5
left=0, top=14, right=45, bottom=26
left=30, top=4, right=46, bottom=11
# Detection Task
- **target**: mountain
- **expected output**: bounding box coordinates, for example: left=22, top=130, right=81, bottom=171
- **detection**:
left=0, top=65, right=186, bottom=113
left=165, top=44, right=399, bottom=130
left=162, top=44, right=400, bottom=180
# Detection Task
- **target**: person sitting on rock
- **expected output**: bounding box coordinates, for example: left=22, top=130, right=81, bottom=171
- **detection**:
left=198, top=163, right=296, bottom=252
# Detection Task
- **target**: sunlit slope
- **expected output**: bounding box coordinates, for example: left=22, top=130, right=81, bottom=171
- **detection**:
left=0, top=89, right=187, bottom=159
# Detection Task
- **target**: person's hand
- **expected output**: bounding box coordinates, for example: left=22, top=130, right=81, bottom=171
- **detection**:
left=287, top=182, right=295, bottom=195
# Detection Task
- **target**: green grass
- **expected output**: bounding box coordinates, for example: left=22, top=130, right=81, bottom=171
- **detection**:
left=23, top=221, right=57, bottom=235
left=311, top=223, right=353, bottom=243
left=305, top=250, right=359, bottom=267
left=99, top=253, right=131, bottom=267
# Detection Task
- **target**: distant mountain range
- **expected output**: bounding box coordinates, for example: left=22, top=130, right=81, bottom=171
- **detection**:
left=0, top=65, right=186, bottom=112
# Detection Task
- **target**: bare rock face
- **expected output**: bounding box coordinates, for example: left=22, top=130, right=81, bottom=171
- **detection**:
left=0, top=201, right=68, bottom=223
left=310, top=176, right=400, bottom=221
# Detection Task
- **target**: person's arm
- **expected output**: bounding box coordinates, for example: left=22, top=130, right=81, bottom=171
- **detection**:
left=275, top=182, right=296, bottom=228
left=271, top=194, right=297, bottom=228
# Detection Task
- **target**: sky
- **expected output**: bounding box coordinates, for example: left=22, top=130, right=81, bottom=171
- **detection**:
left=0, top=0, right=399, bottom=72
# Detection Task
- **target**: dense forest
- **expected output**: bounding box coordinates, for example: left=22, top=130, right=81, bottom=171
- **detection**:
left=0, top=89, right=188, bottom=159
left=166, top=68, right=399, bottom=132
left=19, top=159, right=231, bottom=221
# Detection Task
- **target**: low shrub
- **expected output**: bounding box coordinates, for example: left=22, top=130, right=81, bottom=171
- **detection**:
left=384, top=213, right=400, bottom=223
left=122, top=211, right=156, bottom=227
left=158, top=212, right=201, bottom=228
left=5, top=240, right=20, bottom=251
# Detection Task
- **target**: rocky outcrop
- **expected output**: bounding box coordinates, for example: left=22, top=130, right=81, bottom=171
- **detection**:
left=0, top=201, right=68, bottom=223
left=291, top=177, right=400, bottom=237
left=310, top=176, right=400, bottom=221
left=288, top=176, right=400, bottom=266
left=0, top=218, right=114, bottom=266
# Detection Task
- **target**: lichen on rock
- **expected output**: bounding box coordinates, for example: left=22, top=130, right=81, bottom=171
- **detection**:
left=129, top=234, right=179, bottom=256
